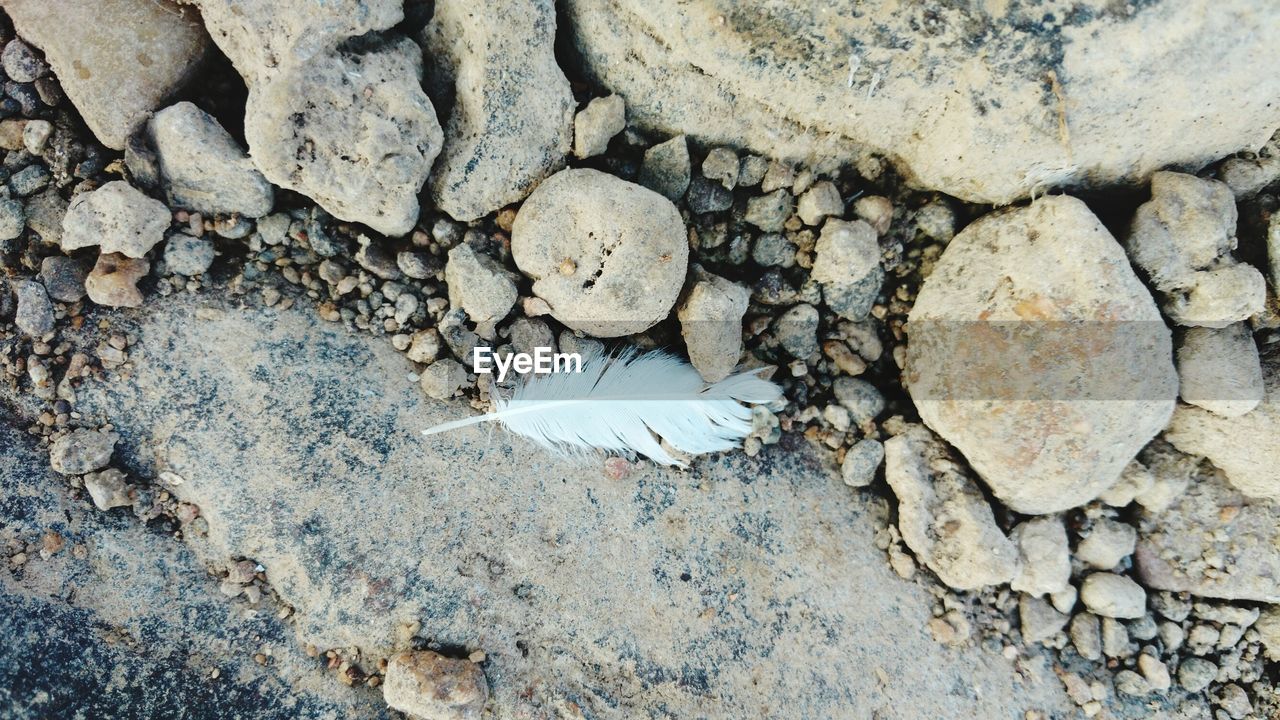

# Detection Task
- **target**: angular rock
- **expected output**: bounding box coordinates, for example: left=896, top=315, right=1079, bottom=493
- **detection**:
left=0, top=0, right=208, bottom=149
left=85, top=253, right=149, bottom=308
left=148, top=102, right=274, bottom=218
left=244, top=37, right=442, bottom=236
left=164, top=233, right=216, bottom=277
left=49, top=428, right=118, bottom=475
left=1135, top=455, right=1280, bottom=602
left=564, top=0, right=1280, bottom=204
left=511, top=168, right=687, bottom=337
left=906, top=196, right=1176, bottom=514
left=39, top=256, right=90, bottom=303
left=832, top=377, right=883, bottom=426
left=1009, top=517, right=1070, bottom=597
left=1080, top=573, right=1146, bottom=619
left=743, top=190, right=792, bottom=232
left=82, top=468, right=132, bottom=511
left=840, top=438, right=883, bottom=488
left=701, top=148, right=739, bottom=190
left=192, top=0, right=402, bottom=86
left=13, top=280, right=54, bottom=337
left=445, top=244, right=518, bottom=323
left=774, top=303, right=818, bottom=359
left=573, top=94, right=625, bottom=159
left=677, top=268, right=749, bottom=382
left=422, top=0, right=573, bottom=221
left=1076, top=519, right=1137, bottom=570
left=1019, top=595, right=1069, bottom=644
left=1125, top=171, right=1265, bottom=327
left=0, top=197, right=24, bottom=241
left=884, top=425, right=1019, bottom=591
left=383, top=651, right=488, bottom=720
left=62, top=181, right=171, bottom=258
left=420, top=359, right=466, bottom=400
left=1165, top=344, right=1280, bottom=499
left=1176, top=324, right=1263, bottom=418
left=638, top=135, right=691, bottom=201
left=797, top=181, right=843, bottom=226
left=812, top=218, right=879, bottom=287
left=1070, top=613, right=1102, bottom=661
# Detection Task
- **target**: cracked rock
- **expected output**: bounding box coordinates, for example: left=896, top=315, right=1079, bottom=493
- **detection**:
left=511, top=168, right=687, bottom=337
left=884, top=424, right=1019, bottom=591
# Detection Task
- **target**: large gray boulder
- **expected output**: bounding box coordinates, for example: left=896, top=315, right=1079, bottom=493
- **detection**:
left=75, top=295, right=1076, bottom=719
left=563, top=0, right=1280, bottom=204
left=907, top=196, right=1176, bottom=514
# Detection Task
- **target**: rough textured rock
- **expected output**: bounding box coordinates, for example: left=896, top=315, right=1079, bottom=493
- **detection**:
left=0, top=0, right=208, bottom=149
left=812, top=218, right=883, bottom=321
left=48, top=428, right=118, bottom=475
left=1076, top=519, right=1137, bottom=571
left=85, top=253, right=150, bottom=308
left=1125, top=172, right=1266, bottom=327
left=0, top=422, right=386, bottom=719
left=192, top=0, right=403, bottom=85
left=444, top=244, right=518, bottom=323
left=244, top=37, right=442, bottom=236
left=638, top=134, right=691, bottom=201
left=1009, top=517, right=1071, bottom=598
left=573, top=94, right=625, bottom=159
left=884, top=425, right=1019, bottom=591
left=421, top=0, right=573, bottom=222
left=73, top=296, right=1077, bottom=719
left=678, top=268, right=750, bottom=382
left=1164, top=345, right=1280, bottom=499
left=1175, top=324, right=1263, bottom=417
left=906, top=196, right=1176, bottom=514
left=1080, top=573, right=1147, bottom=619
left=564, top=0, right=1280, bottom=204
left=62, top=181, right=171, bottom=258
left=511, top=168, right=687, bottom=337
left=164, top=233, right=216, bottom=277
left=1135, top=453, right=1280, bottom=602
left=13, top=279, right=53, bottom=337
left=149, top=102, right=274, bottom=218
left=39, top=256, right=91, bottom=303
left=383, top=652, right=487, bottom=720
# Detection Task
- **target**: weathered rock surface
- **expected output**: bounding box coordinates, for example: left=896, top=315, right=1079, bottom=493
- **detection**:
left=564, top=0, right=1280, bottom=204
left=678, top=268, right=750, bottom=383
left=1135, top=452, right=1280, bottom=602
left=85, top=253, right=150, bottom=308
left=1009, top=517, right=1071, bottom=598
left=638, top=134, right=691, bottom=201
left=906, top=196, right=1176, bottom=514
left=884, top=425, right=1019, bottom=591
left=574, top=94, right=626, bottom=159
left=1080, top=573, right=1147, bottom=619
left=422, top=0, right=574, bottom=222
left=383, top=652, right=487, bottom=720
left=1165, top=344, right=1280, bottom=500
left=48, top=428, right=118, bottom=475
left=149, top=102, right=274, bottom=218
left=0, top=421, right=387, bottom=719
left=0, top=0, right=208, bottom=149
left=1125, top=172, right=1265, bottom=327
left=444, top=243, right=518, bottom=324
left=812, top=218, right=883, bottom=322
left=192, top=0, right=402, bottom=85
left=73, top=296, right=1076, bottom=719
left=1175, top=324, right=1263, bottom=417
left=12, top=279, right=53, bottom=337
left=62, top=181, right=171, bottom=258
left=512, top=168, right=687, bottom=337
left=244, top=37, right=442, bottom=236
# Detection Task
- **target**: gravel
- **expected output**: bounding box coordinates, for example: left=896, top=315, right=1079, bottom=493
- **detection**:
left=638, top=134, right=691, bottom=201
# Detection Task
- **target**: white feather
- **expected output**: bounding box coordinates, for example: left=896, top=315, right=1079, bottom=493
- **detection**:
left=421, top=345, right=782, bottom=467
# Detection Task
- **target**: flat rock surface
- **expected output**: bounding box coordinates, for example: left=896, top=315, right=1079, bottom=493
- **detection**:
left=69, top=295, right=1075, bottom=719
left=565, top=0, right=1280, bottom=204
left=0, top=419, right=385, bottom=719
